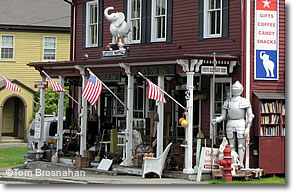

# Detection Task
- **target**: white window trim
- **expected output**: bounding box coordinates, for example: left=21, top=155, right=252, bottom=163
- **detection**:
left=86, top=1, right=98, bottom=48
left=151, top=0, right=167, bottom=42
left=127, top=0, right=142, bottom=44
left=209, top=77, right=232, bottom=140
left=203, top=0, right=223, bottom=39
left=0, top=34, right=15, bottom=60
left=43, top=36, right=56, bottom=61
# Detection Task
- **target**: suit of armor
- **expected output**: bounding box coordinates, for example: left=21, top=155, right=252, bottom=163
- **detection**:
left=212, top=81, right=254, bottom=168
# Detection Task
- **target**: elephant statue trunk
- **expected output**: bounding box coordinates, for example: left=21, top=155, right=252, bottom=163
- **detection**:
left=104, top=7, right=130, bottom=44
left=104, top=7, right=115, bottom=22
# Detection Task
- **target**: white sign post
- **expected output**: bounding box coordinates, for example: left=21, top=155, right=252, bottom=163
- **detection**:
left=254, top=0, right=279, bottom=80
left=196, top=147, right=220, bottom=182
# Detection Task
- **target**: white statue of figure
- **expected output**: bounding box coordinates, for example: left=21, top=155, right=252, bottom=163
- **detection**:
left=218, top=137, right=229, bottom=160
left=104, top=7, right=130, bottom=44
left=211, top=81, right=254, bottom=169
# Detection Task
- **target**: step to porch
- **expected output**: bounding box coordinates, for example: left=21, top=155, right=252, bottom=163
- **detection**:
left=1, top=136, right=25, bottom=143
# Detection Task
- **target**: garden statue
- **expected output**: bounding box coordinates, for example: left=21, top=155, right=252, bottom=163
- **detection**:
left=104, top=7, right=130, bottom=44
left=211, top=81, right=254, bottom=169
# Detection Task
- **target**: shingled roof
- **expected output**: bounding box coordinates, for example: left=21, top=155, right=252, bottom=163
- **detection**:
left=0, top=0, right=70, bottom=28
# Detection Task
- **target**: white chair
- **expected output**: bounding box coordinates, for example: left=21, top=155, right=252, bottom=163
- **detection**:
left=142, top=143, right=172, bottom=178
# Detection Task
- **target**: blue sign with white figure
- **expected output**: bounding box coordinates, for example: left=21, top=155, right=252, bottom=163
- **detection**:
left=254, top=0, right=279, bottom=80
left=255, top=50, right=277, bottom=80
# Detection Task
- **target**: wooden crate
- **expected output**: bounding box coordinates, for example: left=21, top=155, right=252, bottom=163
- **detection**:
left=75, top=156, right=90, bottom=168
left=133, top=155, right=143, bottom=167
left=84, top=150, right=95, bottom=160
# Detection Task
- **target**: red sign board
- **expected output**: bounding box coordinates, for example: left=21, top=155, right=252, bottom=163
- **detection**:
left=256, top=0, right=277, bottom=11
left=34, top=81, right=48, bottom=88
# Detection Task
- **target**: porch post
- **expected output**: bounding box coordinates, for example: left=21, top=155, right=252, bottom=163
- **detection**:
left=177, top=59, right=198, bottom=174
left=75, top=65, right=87, bottom=157
left=38, top=75, right=46, bottom=152
left=184, top=71, right=194, bottom=174
left=120, top=63, right=133, bottom=166
left=57, top=76, right=65, bottom=152
left=157, top=75, right=164, bottom=157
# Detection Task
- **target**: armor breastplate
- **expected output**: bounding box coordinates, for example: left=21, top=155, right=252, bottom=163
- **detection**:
left=227, top=101, right=245, bottom=120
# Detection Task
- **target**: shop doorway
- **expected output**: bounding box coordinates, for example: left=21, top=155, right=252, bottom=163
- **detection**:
left=210, top=77, right=232, bottom=142
left=2, top=96, right=25, bottom=139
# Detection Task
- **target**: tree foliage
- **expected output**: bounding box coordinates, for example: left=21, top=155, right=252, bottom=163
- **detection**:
left=33, top=86, right=70, bottom=117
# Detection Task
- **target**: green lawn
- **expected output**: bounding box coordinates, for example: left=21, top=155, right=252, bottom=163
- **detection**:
left=207, top=176, right=285, bottom=184
left=0, top=147, right=27, bottom=168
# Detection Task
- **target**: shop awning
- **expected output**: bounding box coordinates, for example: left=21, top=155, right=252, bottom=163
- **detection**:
left=253, top=92, right=285, bottom=100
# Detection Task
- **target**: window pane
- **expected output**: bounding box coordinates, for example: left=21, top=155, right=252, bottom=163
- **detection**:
left=216, top=10, right=221, bottom=34
left=87, top=2, right=98, bottom=46
left=44, top=37, right=56, bottom=49
left=1, top=48, right=13, bottom=59
left=209, top=11, right=216, bottom=34
left=156, top=0, right=161, bottom=15
left=161, top=0, right=166, bottom=15
left=90, top=25, right=97, bottom=44
left=216, top=0, right=221, bottom=9
left=90, top=4, right=97, bottom=24
left=130, top=0, right=141, bottom=41
left=209, top=0, right=215, bottom=9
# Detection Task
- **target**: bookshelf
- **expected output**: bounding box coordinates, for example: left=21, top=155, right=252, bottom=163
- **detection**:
left=257, top=100, right=285, bottom=136
left=252, top=92, right=285, bottom=174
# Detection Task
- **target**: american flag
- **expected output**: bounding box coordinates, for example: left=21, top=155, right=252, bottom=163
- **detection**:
left=4, top=78, right=21, bottom=92
left=213, top=54, right=217, bottom=68
left=43, top=73, right=66, bottom=92
left=147, top=80, right=167, bottom=103
left=82, top=73, right=103, bottom=105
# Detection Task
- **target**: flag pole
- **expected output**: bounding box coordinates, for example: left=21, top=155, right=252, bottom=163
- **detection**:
left=41, top=70, right=79, bottom=105
left=1, top=74, right=38, bottom=104
left=211, top=52, right=217, bottom=178
left=137, top=72, right=186, bottom=110
left=87, top=68, right=127, bottom=109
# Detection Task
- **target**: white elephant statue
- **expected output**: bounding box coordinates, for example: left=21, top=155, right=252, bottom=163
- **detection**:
left=104, top=7, right=130, bottom=44
left=260, top=51, right=275, bottom=77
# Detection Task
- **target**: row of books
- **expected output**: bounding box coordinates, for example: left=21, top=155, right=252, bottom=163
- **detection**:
left=261, top=101, right=282, bottom=113
left=260, top=126, right=280, bottom=136
left=260, top=126, right=285, bottom=136
left=261, top=115, right=280, bottom=124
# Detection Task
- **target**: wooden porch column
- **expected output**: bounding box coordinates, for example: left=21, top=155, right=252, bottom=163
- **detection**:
left=75, top=65, right=87, bottom=157
left=57, top=76, right=65, bottom=152
left=157, top=75, right=164, bottom=157
left=120, top=63, right=133, bottom=166
left=38, top=75, right=46, bottom=152
left=177, top=59, right=199, bottom=174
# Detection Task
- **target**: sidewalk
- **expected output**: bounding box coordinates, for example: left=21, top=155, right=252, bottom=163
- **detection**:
left=0, top=161, right=208, bottom=184
left=0, top=143, right=27, bottom=148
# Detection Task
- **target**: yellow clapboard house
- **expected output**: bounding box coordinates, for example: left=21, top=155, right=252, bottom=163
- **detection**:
left=0, top=0, right=70, bottom=142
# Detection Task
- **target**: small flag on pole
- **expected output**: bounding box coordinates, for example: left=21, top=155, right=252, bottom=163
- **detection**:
left=147, top=80, right=167, bottom=103
left=42, top=71, right=65, bottom=92
left=4, top=78, right=21, bottom=92
left=82, top=73, right=103, bottom=105
left=213, top=52, right=217, bottom=68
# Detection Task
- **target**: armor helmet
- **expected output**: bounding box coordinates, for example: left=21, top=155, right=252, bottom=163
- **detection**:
left=231, top=81, right=243, bottom=96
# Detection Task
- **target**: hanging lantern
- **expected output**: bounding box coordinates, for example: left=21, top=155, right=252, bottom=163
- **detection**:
left=181, top=119, right=188, bottom=128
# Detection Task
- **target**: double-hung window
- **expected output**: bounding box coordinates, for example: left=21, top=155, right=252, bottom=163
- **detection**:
left=43, top=37, right=56, bottom=60
left=86, top=1, right=98, bottom=47
left=204, top=0, right=222, bottom=38
left=128, top=0, right=142, bottom=43
left=1, top=35, right=14, bottom=59
left=151, top=0, right=167, bottom=42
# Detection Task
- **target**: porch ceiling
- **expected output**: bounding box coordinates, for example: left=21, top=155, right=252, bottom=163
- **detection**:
left=27, top=53, right=240, bottom=76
